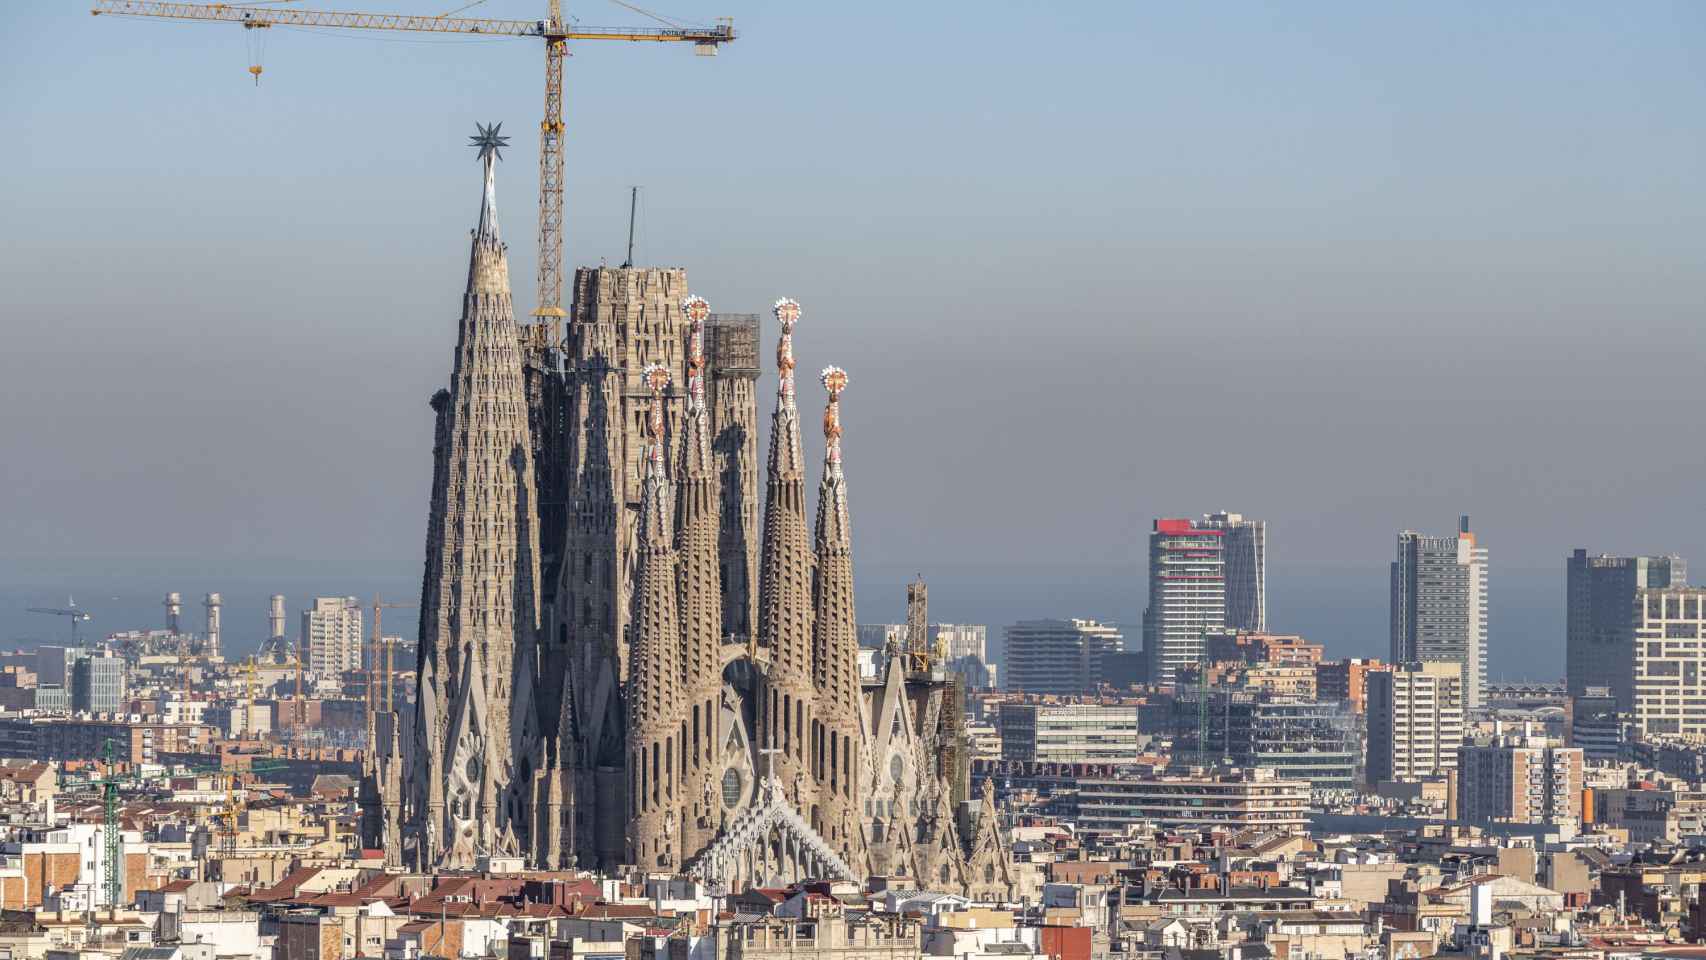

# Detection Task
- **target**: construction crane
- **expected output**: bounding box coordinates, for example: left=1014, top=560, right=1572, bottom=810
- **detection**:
left=91, top=0, right=736, bottom=328
left=59, top=739, right=135, bottom=908
left=26, top=598, right=93, bottom=645
left=367, top=594, right=412, bottom=748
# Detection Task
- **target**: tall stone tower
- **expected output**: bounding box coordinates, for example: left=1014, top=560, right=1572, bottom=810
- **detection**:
left=556, top=265, right=689, bottom=868
left=677, top=299, right=728, bottom=862
left=755, top=299, right=817, bottom=813
left=811, top=366, right=864, bottom=861
left=707, top=314, right=761, bottom=641
left=626, top=365, right=684, bottom=869
left=409, top=124, right=542, bottom=870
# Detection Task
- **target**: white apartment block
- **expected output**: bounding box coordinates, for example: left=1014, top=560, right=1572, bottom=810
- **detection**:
left=1366, top=661, right=1465, bottom=785
left=1633, top=586, right=1706, bottom=737
left=302, top=596, right=363, bottom=678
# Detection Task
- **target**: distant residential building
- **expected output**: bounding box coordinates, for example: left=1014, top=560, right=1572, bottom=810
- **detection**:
left=1004, top=619, right=1124, bottom=695
left=1567, top=549, right=1686, bottom=708
left=1206, top=631, right=1322, bottom=667
left=1075, top=767, right=1309, bottom=833
left=933, top=624, right=987, bottom=662
left=1367, top=661, right=1465, bottom=784
left=1176, top=693, right=1359, bottom=789
left=946, top=655, right=997, bottom=692
left=302, top=597, right=363, bottom=678
left=1391, top=516, right=1488, bottom=710
left=1317, top=658, right=1385, bottom=715
left=1569, top=687, right=1628, bottom=763
left=71, top=651, right=124, bottom=714
left=856, top=624, right=905, bottom=650
left=1456, top=733, right=1583, bottom=825
left=997, top=701, right=1140, bottom=763
left=1144, top=518, right=1226, bottom=687
left=1632, top=586, right=1706, bottom=737
left=36, top=646, right=125, bottom=715
left=1204, top=511, right=1266, bottom=632
left=1101, top=652, right=1147, bottom=690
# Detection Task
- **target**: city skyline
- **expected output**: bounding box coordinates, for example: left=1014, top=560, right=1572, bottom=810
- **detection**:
left=5, top=4, right=1706, bottom=682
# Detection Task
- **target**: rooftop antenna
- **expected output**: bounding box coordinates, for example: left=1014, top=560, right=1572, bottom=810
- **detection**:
left=622, top=185, right=640, bottom=268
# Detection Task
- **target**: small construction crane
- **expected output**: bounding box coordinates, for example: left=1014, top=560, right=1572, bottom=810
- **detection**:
left=59, top=739, right=135, bottom=908
left=91, top=1, right=736, bottom=328
left=26, top=598, right=92, bottom=645
left=367, top=594, right=413, bottom=747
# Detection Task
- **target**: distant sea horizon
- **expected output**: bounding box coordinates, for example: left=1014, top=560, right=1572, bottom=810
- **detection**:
left=0, top=559, right=1567, bottom=682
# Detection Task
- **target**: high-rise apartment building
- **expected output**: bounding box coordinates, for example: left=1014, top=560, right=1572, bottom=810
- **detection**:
left=1004, top=619, right=1125, bottom=695
left=1204, top=511, right=1266, bottom=632
left=1391, top=516, right=1488, bottom=710
left=1456, top=733, right=1583, bottom=825
left=302, top=596, right=363, bottom=678
left=1566, top=549, right=1686, bottom=708
left=1366, top=661, right=1465, bottom=785
left=1144, top=518, right=1226, bottom=687
left=1632, top=586, right=1706, bottom=738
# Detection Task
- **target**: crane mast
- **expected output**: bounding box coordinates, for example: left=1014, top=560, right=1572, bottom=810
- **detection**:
left=92, top=0, right=736, bottom=323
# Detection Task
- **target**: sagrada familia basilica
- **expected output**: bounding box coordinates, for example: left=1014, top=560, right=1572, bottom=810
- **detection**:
left=360, top=127, right=1013, bottom=897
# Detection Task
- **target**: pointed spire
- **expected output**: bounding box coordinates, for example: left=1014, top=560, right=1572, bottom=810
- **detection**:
left=639, top=363, right=673, bottom=525
left=470, top=121, right=509, bottom=244
left=679, top=296, right=714, bottom=479
left=816, top=366, right=851, bottom=548
left=768, top=298, right=805, bottom=479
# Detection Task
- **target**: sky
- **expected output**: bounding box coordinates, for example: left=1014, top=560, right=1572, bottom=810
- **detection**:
left=2, top=2, right=1704, bottom=672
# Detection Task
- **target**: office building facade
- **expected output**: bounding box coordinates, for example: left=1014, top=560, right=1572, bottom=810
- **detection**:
left=997, top=702, right=1141, bottom=763
left=1204, top=511, right=1266, bottom=633
left=1632, top=586, right=1706, bottom=738
left=1566, top=549, right=1686, bottom=708
left=1366, top=661, right=1465, bottom=785
left=1075, top=768, right=1309, bottom=833
left=1569, top=687, right=1628, bottom=763
left=1144, top=518, right=1226, bottom=687
left=1176, top=693, right=1359, bottom=789
left=1004, top=619, right=1125, bottom=695
left=1391, top=516, right=1488, bottom=710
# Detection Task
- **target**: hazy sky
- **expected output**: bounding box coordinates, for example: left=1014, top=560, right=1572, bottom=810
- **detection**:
left=3, top=3, right=1704, bottom=671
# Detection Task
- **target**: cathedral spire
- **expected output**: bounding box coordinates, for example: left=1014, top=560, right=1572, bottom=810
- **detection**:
left=756, top=297, right=816, bottom=807
left=409, top=123, right=541, bottom=870
left=812, top=366, right=864, bottom=867
left=628, top=362, right=683, bottom=869
left=675, top=295, right=724, bottom=863
left=470, top=121, right=508, bottom=244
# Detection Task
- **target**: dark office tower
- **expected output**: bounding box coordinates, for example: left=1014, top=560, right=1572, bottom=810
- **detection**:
left=1391, top=515, right=1487, bottom=711
left=1204, top=511, right=1266, bottom=632
left=1566, top=549, right=1687, bottom=708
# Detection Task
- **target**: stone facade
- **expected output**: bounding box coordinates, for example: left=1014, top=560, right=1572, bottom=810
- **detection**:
left=374, top=145, right=997, bottom=891
left=400, top=143, right=542, bottom=870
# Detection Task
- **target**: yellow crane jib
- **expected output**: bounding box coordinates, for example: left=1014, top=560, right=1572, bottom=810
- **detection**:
left=91, top=0, right=734, bottom=335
